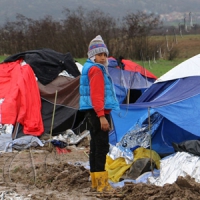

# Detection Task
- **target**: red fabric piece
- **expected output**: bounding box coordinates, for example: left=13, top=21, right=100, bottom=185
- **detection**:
left=0, top=60, right=44, bottom=136
left=122, top=59, right=157, bottom=79
left=88, top=66, right=111, bottom=117
left=56, top=147, right=71, bottom=154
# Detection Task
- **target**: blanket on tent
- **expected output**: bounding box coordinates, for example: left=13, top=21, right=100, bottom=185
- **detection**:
left=0, top=59, right=44, bottom=136
left=39, top=75, right=80, bottom=109
left=37, top=75, right=81, bottom=135
left=3, top=48, right=80, bottom=85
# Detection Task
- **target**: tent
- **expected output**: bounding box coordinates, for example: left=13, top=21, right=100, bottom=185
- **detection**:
left=1, top=48, right=85, bottom=138
left=108, top=57, right=157, bottom=104
left=110, top=54, right=200, bottom=156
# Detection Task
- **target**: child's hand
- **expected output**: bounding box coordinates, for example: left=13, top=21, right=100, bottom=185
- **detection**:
left=99, top=116, right=110, bottom=131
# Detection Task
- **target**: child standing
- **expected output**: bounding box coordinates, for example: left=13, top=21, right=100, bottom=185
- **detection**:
left=79, top=35, right=119, bottom=192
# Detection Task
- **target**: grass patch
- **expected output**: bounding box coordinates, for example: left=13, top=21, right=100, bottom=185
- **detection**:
left=0, top=55, right=7, bottom=62
left=134, top=58, right=185, bottom=77
left=75, top=58, right=86, bottom=65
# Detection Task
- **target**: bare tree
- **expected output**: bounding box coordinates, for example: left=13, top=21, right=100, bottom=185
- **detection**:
left=122, top=11, right=162, bottom=60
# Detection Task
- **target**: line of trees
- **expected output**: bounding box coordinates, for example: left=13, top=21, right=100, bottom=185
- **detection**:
left=0, top=7, right=199, bottom=60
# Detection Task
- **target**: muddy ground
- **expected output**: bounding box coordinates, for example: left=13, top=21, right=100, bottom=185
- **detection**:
left=0, top=137, right=200, bottom=200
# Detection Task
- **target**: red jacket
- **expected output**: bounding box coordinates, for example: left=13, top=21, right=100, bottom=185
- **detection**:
left=88, top=66, right=111, bottom=117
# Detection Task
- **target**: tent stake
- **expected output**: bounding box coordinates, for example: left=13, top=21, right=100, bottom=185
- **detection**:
left=148, top=107, right=154, bottom=175
left=49, top=90, right=58, bottom=147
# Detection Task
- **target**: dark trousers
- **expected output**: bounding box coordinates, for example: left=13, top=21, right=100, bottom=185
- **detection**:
left=85, top=110, right=110, bottom=172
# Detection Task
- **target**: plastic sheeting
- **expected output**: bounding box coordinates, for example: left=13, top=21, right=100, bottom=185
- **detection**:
left=148, top=152, right=200, bottom=186
left=117, top=111, right=163, bottom=152
left=106, top=147, right=160, bottom=183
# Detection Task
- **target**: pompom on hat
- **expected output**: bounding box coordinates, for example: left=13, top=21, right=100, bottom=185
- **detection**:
left=87, top=35, right=109, bottom=58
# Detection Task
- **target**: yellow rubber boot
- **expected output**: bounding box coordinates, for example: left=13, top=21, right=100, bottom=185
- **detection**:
left=90, top=172, right=97, bottom=190
left=94, top=171, right=114, bottom=192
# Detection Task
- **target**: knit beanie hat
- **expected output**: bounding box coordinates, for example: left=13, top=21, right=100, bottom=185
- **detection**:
left=87, top=35, right=109, bottom=58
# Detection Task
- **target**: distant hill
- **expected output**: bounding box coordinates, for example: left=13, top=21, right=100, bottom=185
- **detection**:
left=1, top=0, right=200, bottom=25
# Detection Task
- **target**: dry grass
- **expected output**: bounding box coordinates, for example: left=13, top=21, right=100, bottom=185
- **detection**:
left=150, top=34, right=200, bottom=59
left=177, top=34, right=200, bottom=58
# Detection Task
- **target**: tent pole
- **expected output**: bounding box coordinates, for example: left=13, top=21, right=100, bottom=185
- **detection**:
left=110, top=118, right=113, bottom=130
left=49, top=90, right=58, bottom=147
left=126, top=89, right=130, bottom=104
left=148, top=107, right=154, bottom=175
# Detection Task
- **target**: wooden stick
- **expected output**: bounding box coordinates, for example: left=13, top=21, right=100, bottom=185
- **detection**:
left=84, top=151, right=89, bottom=158
left=148, top=107, right=154, bottom=176
left=12, top=122, right=19, bottom=140
left=49, top=90, right=58, bottom=147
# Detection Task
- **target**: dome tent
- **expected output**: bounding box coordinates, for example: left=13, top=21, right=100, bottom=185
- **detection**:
left=108, top=57, right=157, bottom=104
left=110, top=54, right=200, bottom=156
